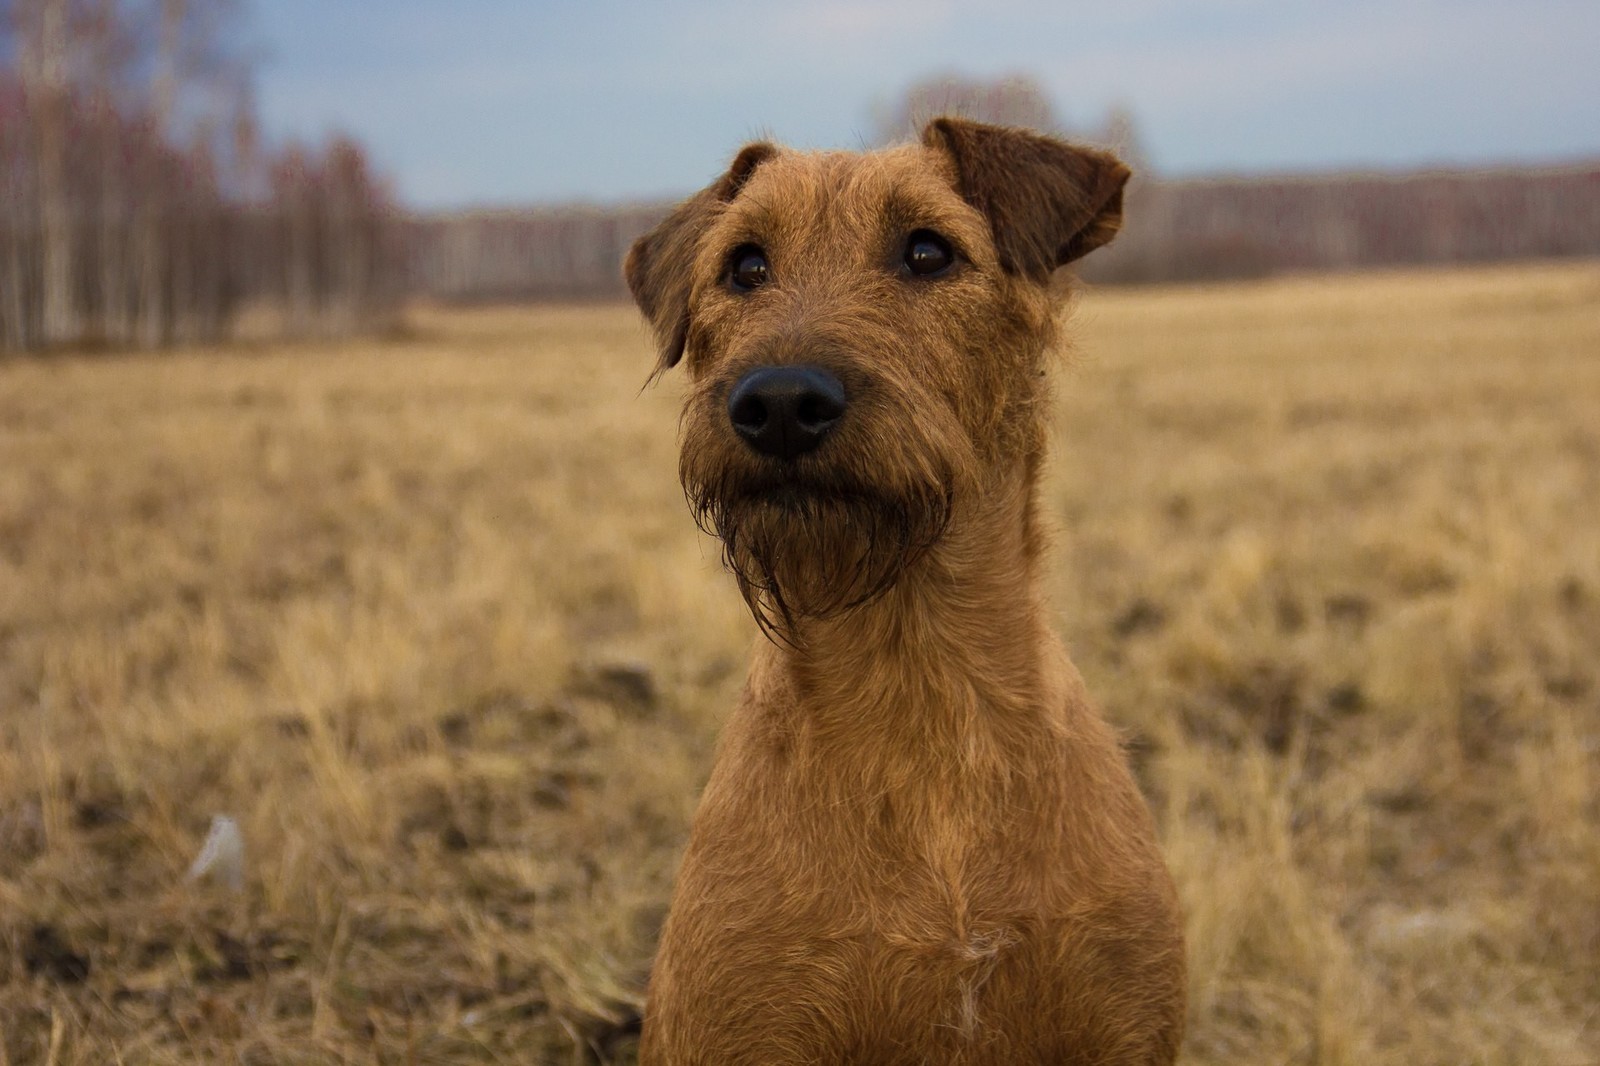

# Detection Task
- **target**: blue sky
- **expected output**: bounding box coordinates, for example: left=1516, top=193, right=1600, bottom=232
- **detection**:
left=252, top=0, right=1600, bottom=209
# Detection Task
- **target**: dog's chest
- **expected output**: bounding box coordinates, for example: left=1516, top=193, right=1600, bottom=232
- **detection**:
left=680, top=771, right=1089, bottom=1041
left=660, top=857, right=1102, bottom=1061
left=647, top=684, right=1173, bottom=1060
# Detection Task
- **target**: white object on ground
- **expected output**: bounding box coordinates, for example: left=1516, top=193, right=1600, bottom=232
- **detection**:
left=186, top=815, right=245, bottom=891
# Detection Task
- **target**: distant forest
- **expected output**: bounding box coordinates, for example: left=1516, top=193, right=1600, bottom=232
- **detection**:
left=0, top=0, right=401, bottom=353
left=408, top=74, right=1600, bottom=302
left=4, top=38, right=1597, bottom=353
left=407, top=162, right=1600, bottom=302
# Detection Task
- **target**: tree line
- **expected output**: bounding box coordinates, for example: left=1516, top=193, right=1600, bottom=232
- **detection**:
left=0, top=0, right=400, bottom=353
left=405, top=161, right=1600, bottom=302
left=407, top=70, right=1599, bottom=300
left=6, top=50, right=1595, bottom=345
left=407, top=74, right=1600, bottom=301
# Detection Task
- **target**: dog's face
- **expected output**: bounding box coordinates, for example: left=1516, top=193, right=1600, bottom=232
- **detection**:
left=626, top=118, right=1128, bottom=633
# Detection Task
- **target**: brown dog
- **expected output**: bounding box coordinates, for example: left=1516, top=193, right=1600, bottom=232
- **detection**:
left=625, top=117, right=1185, bottom=1064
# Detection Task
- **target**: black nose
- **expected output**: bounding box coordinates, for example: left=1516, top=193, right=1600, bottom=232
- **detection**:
left=727, top=365, right=847, bottom=460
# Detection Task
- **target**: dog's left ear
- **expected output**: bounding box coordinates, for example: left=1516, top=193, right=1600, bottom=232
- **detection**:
left=625, top=142, right=776, bottom=377
left=922, top=116, right=1130, bottom=281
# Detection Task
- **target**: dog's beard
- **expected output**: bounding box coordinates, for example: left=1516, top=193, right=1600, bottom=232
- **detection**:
left=685, top=474, right=952, bottom=642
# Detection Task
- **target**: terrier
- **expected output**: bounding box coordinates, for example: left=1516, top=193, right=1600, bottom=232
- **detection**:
left=626, top=117, right=1185, bottom=1064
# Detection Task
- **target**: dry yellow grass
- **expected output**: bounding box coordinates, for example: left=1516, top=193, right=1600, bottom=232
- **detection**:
left=1, top=262, right=1597, bottom=1064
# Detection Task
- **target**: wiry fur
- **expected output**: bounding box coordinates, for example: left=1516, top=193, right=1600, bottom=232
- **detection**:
left=626, top=117, right=1185, bottom=1064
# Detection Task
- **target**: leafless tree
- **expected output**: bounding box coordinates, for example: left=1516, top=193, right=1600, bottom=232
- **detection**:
left=0, top=0, right=399, bottom=353
left=871, top=73, right=1063, bottom=145
left=15, top=0, right=76, bottom=344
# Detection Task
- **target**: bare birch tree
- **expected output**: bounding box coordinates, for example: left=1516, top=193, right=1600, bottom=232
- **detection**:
left=0, top=0, right=400, bottom=353
left=872, top=73, right=1062, bottom=145
left=19, top=0, right=76, bottom=345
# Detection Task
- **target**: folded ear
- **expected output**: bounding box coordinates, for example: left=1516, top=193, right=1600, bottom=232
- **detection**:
left=921, top=116, right=1130, bottom=280
left=624, top=142, right=777, bottom=376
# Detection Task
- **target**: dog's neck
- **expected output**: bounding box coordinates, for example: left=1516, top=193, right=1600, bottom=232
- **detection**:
left=752, top=458, right=1063, bottom=772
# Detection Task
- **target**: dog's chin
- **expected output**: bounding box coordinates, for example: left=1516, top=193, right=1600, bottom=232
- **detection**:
left=687, top=476, right=951, bottom=638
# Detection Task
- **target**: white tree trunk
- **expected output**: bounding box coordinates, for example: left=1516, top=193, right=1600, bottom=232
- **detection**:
left=36, top=0, right=77, bottom=346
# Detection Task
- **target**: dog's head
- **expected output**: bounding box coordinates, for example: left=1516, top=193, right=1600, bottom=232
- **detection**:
left=626, top=117, right=1129, bottom=635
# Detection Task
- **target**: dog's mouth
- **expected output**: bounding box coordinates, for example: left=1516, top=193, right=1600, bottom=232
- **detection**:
left=684, top=464, right=952, bottom=640
left=737, top=475, right=871, bottom=513
left=741, top=480, right=822, bottom=511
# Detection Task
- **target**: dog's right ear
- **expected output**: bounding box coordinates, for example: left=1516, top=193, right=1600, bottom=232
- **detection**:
left=625, top=142, right=776, bottom=378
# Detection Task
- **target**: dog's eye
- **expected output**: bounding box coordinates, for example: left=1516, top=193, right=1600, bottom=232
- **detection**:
left=903, top=230, right=955, bottom=277
left=727, top=245, right=770, bottom=292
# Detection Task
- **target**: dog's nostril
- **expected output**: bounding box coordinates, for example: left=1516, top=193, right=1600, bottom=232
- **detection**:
left=729, top=393, right=769, bottom=433
left=796, top=395, right=828, bottom=428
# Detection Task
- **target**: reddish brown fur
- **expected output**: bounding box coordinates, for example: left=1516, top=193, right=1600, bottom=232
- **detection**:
left=626, top=118, right=1185, bottom=1064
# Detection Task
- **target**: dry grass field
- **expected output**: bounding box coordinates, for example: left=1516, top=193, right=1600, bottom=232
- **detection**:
left=1, top=262, right=1597, bottom=1064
